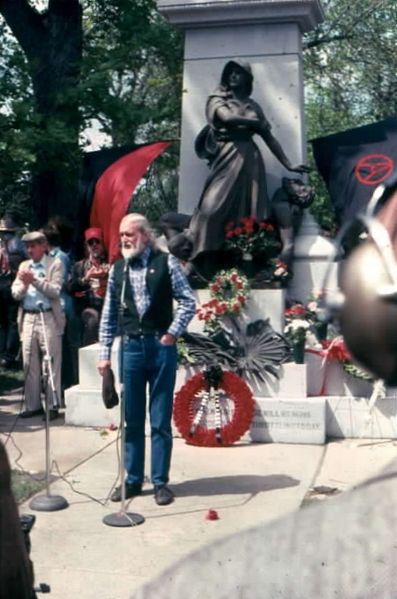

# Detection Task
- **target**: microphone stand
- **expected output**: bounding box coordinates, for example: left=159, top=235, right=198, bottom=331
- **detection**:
left=103, top=260, right=144, bottom=528
left=30, top=302, right=68, bottom=512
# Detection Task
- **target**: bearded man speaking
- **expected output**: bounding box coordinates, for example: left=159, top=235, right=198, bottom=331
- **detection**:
left=97, top=213, right=195, bottom=506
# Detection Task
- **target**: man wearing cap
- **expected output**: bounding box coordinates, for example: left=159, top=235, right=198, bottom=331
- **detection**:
left=68, top=227, right=110, bottom=346
left=98, top=213, right=196, bottom=506
left=11, top=231, right=65, bottom=419
left=0, top=215, right=25, bottom=368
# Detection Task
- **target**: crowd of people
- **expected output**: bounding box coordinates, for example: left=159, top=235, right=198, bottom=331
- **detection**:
left=0, top=213, right=111, bottom=420
left=2, top=210, right=196, bottom=508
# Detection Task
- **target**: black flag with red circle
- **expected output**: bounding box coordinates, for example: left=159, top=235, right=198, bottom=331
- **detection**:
left=311, top=117, right=397, bottom=224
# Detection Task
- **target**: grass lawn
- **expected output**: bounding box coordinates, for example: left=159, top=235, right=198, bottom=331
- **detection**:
left=0, top=364, right=25, bottom=395
left=11, top=470, right=45, bottom=504
left=1, top=365, right=45, bottom=503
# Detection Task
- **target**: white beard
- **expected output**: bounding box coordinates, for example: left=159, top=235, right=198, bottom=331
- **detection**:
left=121, top=241, right=145, bottom=260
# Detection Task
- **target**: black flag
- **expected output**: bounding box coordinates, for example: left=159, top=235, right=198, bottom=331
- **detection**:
left=311, top=117, right=397, bottom=224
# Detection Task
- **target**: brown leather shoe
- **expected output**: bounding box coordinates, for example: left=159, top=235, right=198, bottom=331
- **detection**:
left=154, top=485, right=174, bottom=506
left=110, top=483, right=142, bottom=502
left=20, top=408, right=45, bottom=419
left=42, top=409, right=59, bottom=422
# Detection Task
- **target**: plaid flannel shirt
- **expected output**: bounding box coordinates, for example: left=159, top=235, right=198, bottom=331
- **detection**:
left=99, top=248, right=196, bottom=360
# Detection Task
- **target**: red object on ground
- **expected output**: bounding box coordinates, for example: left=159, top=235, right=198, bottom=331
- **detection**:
left=205, top=509, right=219, bottom=521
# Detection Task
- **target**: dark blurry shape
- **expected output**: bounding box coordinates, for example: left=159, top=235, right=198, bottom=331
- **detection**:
left=102, top=368, right=119, bottom=409
left=0, top=214, right=25, bottom=368
left=78, top=142, right=171, bottom=263
left=0, top=441, right=34, bottom=598
left=131, top=456, right=397, bottom=599
left=338, top=232, right=397, bottom=383
left=46, top=215, right=74, bottom=253
left=322, top=174, right=397, bottom=384
left=312, top=117, right=397, bottom=224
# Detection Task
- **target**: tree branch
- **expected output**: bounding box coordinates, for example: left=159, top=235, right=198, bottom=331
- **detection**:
left=304, top=33, right=351, bottom=50
left=0, top=0, right=46, bottom=60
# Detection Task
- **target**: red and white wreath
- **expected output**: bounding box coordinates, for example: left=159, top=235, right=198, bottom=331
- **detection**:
left=173, top=370, right=255, bottom=447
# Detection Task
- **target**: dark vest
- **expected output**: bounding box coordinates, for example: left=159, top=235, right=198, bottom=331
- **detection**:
left=113, top=249, right=173, bottom=335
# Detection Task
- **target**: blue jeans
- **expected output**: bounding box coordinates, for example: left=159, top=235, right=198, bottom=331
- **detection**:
left=121, top=335, right=177, bottom=487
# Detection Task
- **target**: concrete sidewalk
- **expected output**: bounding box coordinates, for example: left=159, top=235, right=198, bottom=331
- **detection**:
left=1, top=390, right=397, bottom=599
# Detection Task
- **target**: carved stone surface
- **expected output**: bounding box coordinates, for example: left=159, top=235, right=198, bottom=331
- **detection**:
left=157, top=0, right=325, bottom=32
left=250, top=396, right=326, bottom=444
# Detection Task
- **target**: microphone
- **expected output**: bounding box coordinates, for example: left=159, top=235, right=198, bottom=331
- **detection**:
left=121, top=259, right=129, bottom=310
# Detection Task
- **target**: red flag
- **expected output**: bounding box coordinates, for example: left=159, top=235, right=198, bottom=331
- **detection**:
left=90, top=141, right=171, bottom=263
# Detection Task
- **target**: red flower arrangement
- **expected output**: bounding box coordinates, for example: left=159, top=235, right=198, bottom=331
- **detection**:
left=224, top=216, right=281, bottom=256
left=285, top=303, right=307, bottom=319
left=196, top=269, right=250, bottom=331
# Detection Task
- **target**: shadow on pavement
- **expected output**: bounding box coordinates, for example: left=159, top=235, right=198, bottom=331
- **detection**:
left=172, top=474, right=299, bottom=497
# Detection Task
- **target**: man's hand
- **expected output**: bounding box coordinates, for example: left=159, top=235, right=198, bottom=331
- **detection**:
left=98, top=359, right=111, bottom=376
left=160, top=333, right=176, bottom=346
left=18, top=269, right=35, bottom=286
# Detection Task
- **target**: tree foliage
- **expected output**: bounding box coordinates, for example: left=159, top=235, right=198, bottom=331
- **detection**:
left=1, top=0, right=396, bottom=230
left=303, top=0, right=397, bottom=228
left=0, top=0, right=182, bottom=226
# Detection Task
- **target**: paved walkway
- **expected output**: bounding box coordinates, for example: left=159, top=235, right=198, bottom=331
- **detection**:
left=1, top=389, right=397, bottom=599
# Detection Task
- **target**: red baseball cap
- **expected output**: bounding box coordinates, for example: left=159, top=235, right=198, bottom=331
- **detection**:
left=84, top=227, right=103, bottom=242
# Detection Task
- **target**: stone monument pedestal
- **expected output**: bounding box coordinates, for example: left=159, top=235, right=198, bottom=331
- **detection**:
left=65, top=341, right=120, bottom=428
left=157, top=0, right=325, bottom=214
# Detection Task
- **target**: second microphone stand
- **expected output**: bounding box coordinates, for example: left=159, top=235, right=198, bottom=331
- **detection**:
left=29, top=303, right=68, bottom=512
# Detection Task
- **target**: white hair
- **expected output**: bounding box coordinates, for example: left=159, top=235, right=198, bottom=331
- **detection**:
left=120, top=213, right=158, bottom=248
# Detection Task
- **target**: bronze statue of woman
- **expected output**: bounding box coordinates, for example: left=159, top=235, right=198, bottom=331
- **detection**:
left=161, top=60, right=309, bottom=272
left=187, top=59, right=309, bottom=260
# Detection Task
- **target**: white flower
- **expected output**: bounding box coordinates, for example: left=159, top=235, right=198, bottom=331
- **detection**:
left=305, top=331, right=322, bottom=349
left=307, top=301, right=318, bottom=312
left=284, top=319, right=310, bottom=334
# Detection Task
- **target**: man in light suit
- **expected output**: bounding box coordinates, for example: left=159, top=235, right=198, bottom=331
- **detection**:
left=11, top=231, right=65, bottom=420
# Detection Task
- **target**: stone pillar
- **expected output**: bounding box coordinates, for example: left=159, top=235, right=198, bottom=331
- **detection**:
left=157, top=0, right=324, bottom=214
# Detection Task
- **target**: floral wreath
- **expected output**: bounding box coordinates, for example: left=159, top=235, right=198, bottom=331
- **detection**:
left=173, top=369, right=255, bottom=447
left=196, top=269, right=250, bottom=328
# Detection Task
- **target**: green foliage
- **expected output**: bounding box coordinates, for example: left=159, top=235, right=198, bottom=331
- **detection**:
left=1, top=1, right=397, bottom=229
left=0, top=365, right=25, bottom=395
left=80, top=0, right=183, bottom=144
left=0, top=0, right=182, bottom=223
left=303, top=0, right=397, bottom=229
left=11, top=470, right=45, bottom=504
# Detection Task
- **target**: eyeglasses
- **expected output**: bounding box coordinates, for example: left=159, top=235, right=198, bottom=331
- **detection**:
left=87, top=238, right=101, bottom=246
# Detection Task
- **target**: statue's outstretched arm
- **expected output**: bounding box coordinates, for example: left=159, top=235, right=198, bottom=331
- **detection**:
left=261, top=127, right=310, bottom=174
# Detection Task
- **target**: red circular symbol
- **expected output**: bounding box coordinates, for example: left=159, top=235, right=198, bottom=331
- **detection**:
left=355, top=154, right=394, bottom=185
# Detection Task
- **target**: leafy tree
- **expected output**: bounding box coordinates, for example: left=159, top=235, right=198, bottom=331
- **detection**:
left=2, top=0, right=396, bottom=231
left=79, top=0, right=183, bottom=221
left=0, top=0, right=83, bottom=226
left=303, top=0, right=397, bottom=228
left=0, top=0, right=182, bottom=227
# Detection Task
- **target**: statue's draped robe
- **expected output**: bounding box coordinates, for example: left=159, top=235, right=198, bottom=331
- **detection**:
left=189, top=88, right=271, bottom=259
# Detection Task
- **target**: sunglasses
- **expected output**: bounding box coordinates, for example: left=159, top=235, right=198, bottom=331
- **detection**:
left=87, top=238, right=101, bottom=246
